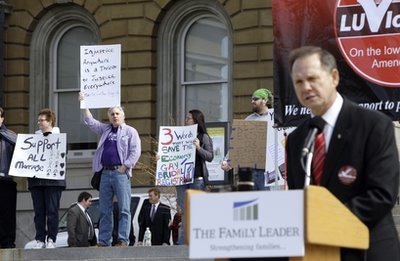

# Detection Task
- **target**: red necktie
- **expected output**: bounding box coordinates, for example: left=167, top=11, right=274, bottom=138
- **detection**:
left=312, top=132, right=326, bottom=185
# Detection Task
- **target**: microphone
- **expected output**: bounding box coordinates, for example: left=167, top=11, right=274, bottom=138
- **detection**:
left=301, top=116, right=325, bottom=157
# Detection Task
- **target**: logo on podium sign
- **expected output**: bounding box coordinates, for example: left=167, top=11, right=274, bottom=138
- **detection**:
left=190, top=191, right=304, bottom=259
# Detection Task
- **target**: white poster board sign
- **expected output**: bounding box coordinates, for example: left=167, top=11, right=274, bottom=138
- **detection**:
left=155, top=125, right=198, bottom=186
left=190, top=190, right=304, bottom=259
left=265, top=109, right=296, bottom=187
left=9, top=133, right=67, bottom=180
left=206, top=126, right=226, bottom=182
left=80, top=44, right=121, bottom=109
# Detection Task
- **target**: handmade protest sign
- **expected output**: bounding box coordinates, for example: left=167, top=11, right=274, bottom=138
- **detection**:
left=9, top=133, right=67, bottom=180
left=80, top=44, right=121, bottom=109
left=155, top=124, right=197, bottom=186
left=229, top=120, right=267, bottom=169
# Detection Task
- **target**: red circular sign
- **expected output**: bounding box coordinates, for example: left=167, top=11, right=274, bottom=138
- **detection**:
left=334, top=0, right=400, bottom=87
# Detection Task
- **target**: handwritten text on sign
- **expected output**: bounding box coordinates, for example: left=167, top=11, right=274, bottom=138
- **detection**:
left=80, top=44, right=121, bottom=109
left=156, top=125, right=197, bottom=186
left=229, top=120, right=267, bottom=169
left=9, top=134, right=67, bottom=180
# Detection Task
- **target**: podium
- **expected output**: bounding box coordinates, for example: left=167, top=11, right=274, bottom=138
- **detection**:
left=185, top=186, right=369, bottom=261
left=290, top=185, right=369, bottom=261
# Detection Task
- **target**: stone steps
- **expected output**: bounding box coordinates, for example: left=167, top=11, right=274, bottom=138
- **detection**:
left=0, top=245, right=213, bottom=261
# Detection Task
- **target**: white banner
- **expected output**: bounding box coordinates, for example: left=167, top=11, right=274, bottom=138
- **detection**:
left=206, top=126, right=226, bottom=182
left=80, top=44, right=121, bottom=109
left=155, top=125, right=197, bottom=186
left=190, top=190, right=304, bottom=259
left=9, top=133, right=67, bottom=180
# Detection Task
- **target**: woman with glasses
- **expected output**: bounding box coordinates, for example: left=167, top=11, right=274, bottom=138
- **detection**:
left=29, top=108, right=65, bottom=249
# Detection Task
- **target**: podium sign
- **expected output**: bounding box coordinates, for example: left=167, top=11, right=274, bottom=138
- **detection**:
left=189, top=190, right=304, bottom=259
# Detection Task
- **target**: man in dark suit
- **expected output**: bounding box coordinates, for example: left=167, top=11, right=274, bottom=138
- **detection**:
left=67, top=192, right=97, bottom=247
left=138, top=188, right=171, bottom=245
left=285, top=46, right=400, bottom=261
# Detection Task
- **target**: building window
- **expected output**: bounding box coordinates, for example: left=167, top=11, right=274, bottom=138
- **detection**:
left=53, top=26, right=99, bottom=150
left=182, top=16, right=228, bottom=122
left=157, top=0, right=232, bottom=126
left=30, top=6, right=100, bottom=152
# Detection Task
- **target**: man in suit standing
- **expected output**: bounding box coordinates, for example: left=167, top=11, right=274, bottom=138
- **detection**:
left=67, top=191, right=97, bottom=247
left=286, top=46, right=400, bottom=261
left=138, top=188, right=171, bottom=245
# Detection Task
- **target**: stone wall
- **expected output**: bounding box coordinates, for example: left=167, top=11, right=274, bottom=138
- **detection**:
left=4, top=0, right=274, bottom=187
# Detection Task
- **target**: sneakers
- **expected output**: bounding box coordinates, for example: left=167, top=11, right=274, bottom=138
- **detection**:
left=33, top=240, right=45, bottom=249
left=46, top=239, right=55, bottom=249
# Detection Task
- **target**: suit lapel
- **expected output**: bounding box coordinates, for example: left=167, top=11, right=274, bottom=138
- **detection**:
left=321, top=99, right=352, bottom=186
left=76, top=204, right=91, bottom=229
left=80, top=208, right=90, bottom=226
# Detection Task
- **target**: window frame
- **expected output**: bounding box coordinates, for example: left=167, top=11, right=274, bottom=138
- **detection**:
left=179, top=15, right=229, bottom=122
left=29, top=6, right=100, bottom=153
left=157, top=0, right=233, bottom=127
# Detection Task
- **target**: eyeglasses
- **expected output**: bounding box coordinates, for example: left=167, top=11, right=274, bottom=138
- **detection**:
left=37, top=119, right=48, bottom=122
left=251, top=97, right=261, bottom=101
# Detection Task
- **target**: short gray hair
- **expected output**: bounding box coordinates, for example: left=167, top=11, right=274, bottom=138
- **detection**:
left=107, top=106, right=125, bottom=117
left=289, top=46, right=337, bottom=73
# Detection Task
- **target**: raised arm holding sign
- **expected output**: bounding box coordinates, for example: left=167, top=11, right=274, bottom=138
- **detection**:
left=80, top=94, right=141, bottom=247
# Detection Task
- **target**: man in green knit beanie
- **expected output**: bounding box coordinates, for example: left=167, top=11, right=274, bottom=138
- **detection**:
left=221, top=88, right=272, bottom=190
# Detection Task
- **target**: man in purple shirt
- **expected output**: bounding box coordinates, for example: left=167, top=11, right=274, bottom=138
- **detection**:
left=82, top=104, right=141, bottom=247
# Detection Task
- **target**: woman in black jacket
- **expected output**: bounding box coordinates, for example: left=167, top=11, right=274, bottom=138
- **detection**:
left=175, top=109, right=213, bottom=244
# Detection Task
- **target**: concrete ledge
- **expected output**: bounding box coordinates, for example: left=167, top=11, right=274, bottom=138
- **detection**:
left=0, top=245, right=214, bottom=261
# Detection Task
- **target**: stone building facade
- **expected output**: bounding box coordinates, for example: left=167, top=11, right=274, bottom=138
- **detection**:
left=0, top=0, right=398, bottom=248
left=1, top=0, right=274, bottom=246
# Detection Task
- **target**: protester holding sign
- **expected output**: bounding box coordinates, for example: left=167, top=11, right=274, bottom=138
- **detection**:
left=286, top=46, right=400, bottom=261
left=0, top=108, right=17, bottom=249
left=29, top=108, right=66, bottom=249
left=221, top=88, right=272, bottom=190
left=176, top=109, right=213, bottom=244
left=176, top=109, right=214, bottom=204
left=81, top=96, right=141, bottom=247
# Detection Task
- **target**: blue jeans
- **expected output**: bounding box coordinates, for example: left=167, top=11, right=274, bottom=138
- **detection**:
left=252, top=168, right=269, bottom=191
left=175, top=178, right=205, bottom=245
left=30, top=186, right=63, bottom=242
left=98, top=169, right=131, bottom=246
left=176, top=178, right=205, bottom=213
